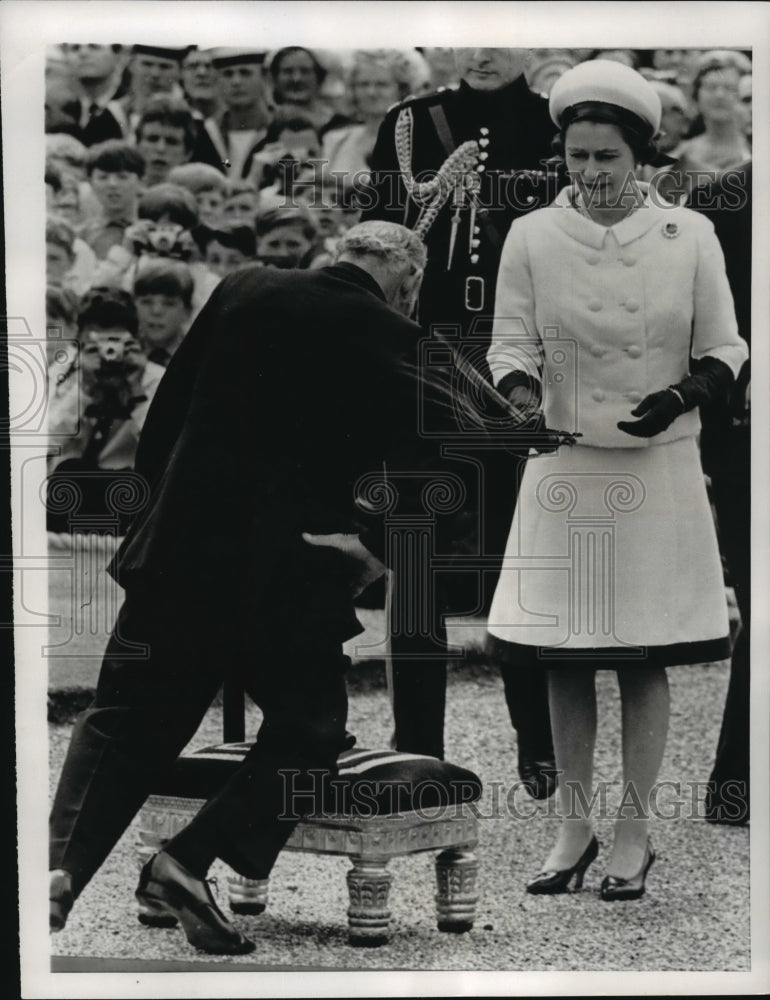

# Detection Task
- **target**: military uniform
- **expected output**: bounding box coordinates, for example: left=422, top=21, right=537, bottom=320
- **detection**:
left=362, top=75, right=559, bottom=770
left=363, top=75, right=558, bottom=360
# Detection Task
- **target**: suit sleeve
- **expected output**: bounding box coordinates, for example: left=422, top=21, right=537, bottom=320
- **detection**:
left=486, top=220, right=544, bottom=386
left=691, top=216, right=749, bottom=376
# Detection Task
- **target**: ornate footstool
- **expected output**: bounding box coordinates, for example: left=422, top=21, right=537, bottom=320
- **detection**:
left=136, top=744, right=482, bottom=946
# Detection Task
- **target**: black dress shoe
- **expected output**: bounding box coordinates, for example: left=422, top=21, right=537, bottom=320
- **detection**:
left=518, top=753, right=558, bottom=801
left=50, top=870, right=74, bottom=932
left=526, top=836, right=599, bottom=894
left=136, top=852, right=256, bottom=955
left=600, top=839, right=656, bottom=901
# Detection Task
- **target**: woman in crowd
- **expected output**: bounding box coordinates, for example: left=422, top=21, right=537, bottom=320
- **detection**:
left=677, top=53, right=751, bottom=179
left=321, top=50, right=419, bottom=182
left=486, top=60, right=747, bottom=900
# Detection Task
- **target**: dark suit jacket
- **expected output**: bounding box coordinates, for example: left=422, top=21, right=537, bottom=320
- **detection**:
left=109, top=263, right=448, bottom=632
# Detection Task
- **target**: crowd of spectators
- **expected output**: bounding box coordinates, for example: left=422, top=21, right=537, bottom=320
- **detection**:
left=43, top=43, right=752, bottom=532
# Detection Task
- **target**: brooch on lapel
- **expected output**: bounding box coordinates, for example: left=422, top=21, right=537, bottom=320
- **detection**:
left=661, top=222, right=680, bottom=239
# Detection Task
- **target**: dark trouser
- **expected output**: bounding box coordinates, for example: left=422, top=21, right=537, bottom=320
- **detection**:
left=706, top=426, right=750, bottom=818
left=49, top=584, right=350, bottom=896
left=389, top=449, right=553, bottom=761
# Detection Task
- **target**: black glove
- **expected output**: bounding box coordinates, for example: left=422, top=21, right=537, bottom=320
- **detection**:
left=497, top=370, right=542, bottom=424
left=618, top=356, right=735, bottom=438
left=497, top=372, right=577, bottom=453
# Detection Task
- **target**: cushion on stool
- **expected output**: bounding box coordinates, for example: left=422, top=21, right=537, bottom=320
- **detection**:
left=151, top=744, right=482, bottom=817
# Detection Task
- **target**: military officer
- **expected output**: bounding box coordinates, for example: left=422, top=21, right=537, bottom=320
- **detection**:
left=362, top=48, right=561, bottom=795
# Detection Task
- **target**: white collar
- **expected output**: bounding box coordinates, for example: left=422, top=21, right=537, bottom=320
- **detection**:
left=551, top=181, right=675, bottom=248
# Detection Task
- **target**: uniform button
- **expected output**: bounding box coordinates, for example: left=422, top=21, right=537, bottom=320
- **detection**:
left=470, top=253, right=479, bottom=263
left=473, top=226, right=480, bottom=235
left=480, top=127, right=489, bottom=135
left=622, top=256, right=637, bottom=266
left=586, top=255, right=600, bottom=265
left=627, top=345, right=642, bottom=358
left=475, top=164, right=486, bottom=172
left=478, top=151, right=489, bottom=160
left=590, top=344, right=605, bottom=357
left=592, top=388, right=606, bottom=402
left=625, top=299, right=640, bottom=312
left=588, top=299, right=602, bottom=311
left=471, top=238, right=480, bottom=248
left=628, top=391, right=643, bottom=404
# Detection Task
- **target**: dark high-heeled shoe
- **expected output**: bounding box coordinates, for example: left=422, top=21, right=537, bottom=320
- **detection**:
left=526, top=835, right=599, bottom=894
left=600, top=839, right=656, bottom=901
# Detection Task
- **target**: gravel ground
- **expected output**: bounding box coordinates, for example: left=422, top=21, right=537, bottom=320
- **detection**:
left=48, top=657, right=751, bottom=973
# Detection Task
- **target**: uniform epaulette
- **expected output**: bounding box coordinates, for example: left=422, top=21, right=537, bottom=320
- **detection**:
left=390, top=86, right=454, bottom=114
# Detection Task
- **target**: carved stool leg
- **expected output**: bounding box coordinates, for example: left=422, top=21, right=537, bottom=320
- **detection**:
left=227, top=873, right=269, bottom=915
left=435, top=848, right=478, bottom=933
left=346, top=857, right=392, bottom=946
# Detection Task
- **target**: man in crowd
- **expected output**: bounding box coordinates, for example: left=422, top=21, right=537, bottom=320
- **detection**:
left=49, top=221, right=454, bottom=955
left=181, top=46, right=222, bottom=121
left=192, top=49, right=271, bottom=179
left=58, top=43, right=129, bottom=146
left=363, top=47, right=559, bottom=793
left=119, top=44, right=188, bottom=133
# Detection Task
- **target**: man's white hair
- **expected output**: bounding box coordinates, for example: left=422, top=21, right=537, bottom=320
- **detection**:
left=334, top=220, right=427, bottom=277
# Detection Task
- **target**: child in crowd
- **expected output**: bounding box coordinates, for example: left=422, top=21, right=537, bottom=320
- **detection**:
left=221, top=181, right=259, bottom=227
left=133, top=258, right=194, bottom=366
left=46, top=285, right=80, bottom=385
left=293, top=177, right=362, bottom=254
left=254, top=205, right=321, bottom=269
left=46, top=215, right=97, bottom=296
left=135, top=95, right=197, bottom=187
left=167, top=162, right=230, bottom=227
left=244, top=114, right=322, bottom=194
left=93, top=182, right=220, bottom=317
left=196, top=222, right=256, bottom=279
left=46, top=132, right=102, bottom=223
left=46, top=287, right=166, bottom=533
left=46, top=216, right=77, bottom=289
left=80, top=140, right=146, bottom=259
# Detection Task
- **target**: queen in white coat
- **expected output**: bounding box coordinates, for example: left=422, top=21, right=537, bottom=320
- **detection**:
left=486, top=61, right=748, bottom=901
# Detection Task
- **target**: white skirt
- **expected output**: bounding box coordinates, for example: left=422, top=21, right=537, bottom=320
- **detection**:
left=488, top=437, right=731, bottom=668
